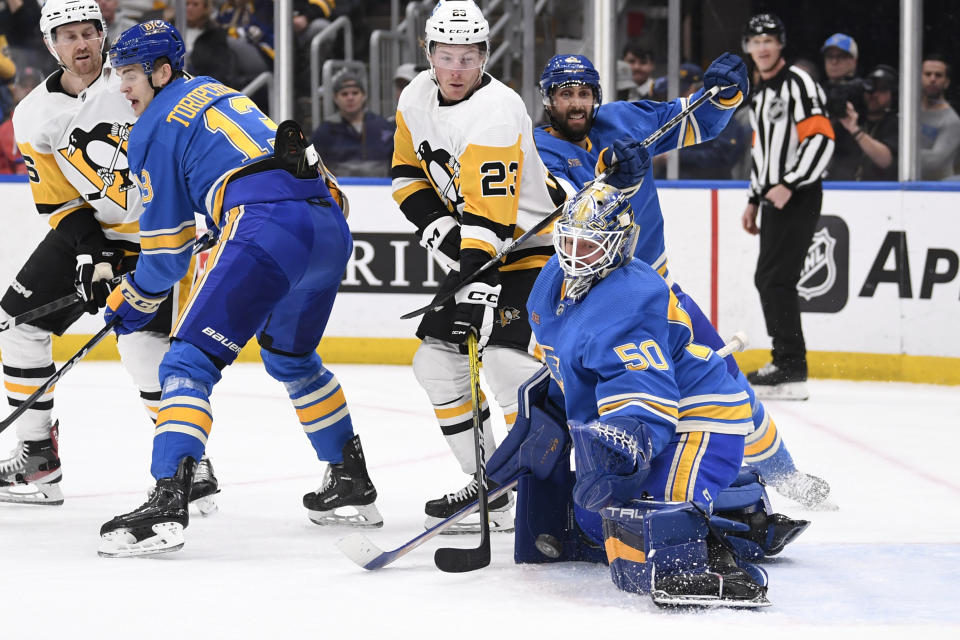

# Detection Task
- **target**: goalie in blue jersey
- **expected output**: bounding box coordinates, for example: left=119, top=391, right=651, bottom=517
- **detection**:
left=96, top=21, right=382, bottom=557
left=488, top=179, right=809, bottom=607
left=532, top=53, right=831, bottom=509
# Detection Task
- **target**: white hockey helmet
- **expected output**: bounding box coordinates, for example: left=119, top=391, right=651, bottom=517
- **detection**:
left=424, top=0, right=489, bottom=52
left=40, top=0, right=106, bottom=65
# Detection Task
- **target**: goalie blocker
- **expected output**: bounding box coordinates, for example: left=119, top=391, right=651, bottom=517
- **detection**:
left=487, top=366, right=810, bottom=607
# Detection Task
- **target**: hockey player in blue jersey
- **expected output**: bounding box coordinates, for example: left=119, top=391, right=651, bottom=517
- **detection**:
left=96, top=21, right=382, bottom=557
left=488, top=181, right=809, bottom=607
left=532, top=53, right=831, bottom=509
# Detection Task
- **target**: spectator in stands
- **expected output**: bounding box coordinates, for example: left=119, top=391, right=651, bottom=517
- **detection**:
left=919, top=53, right=960, bottom=181
left=96, top=0, right=136, bottom=45
left=1, top=0, right=50, bottom=73
left=821, top=33, right=862, bottom=180
left=183, top=0, right=243, bottom=90
left=116, top=0, right=156, bottom=21
left=832, top=64, right=899, bottom=181
left=622, top=39, right=655, bottom=100
left=388, top=62, right=426, bottom=124
left=615, top=59, right=635, bottom=101
left=0, top=33, right=15, bottom=118
left=216, top=0, right=275, bottom=62
left=0, top=65, right=41, bottom=174
left=294, top=0, right=335, bottom=47
left=311, top=69, right=394, bottom=177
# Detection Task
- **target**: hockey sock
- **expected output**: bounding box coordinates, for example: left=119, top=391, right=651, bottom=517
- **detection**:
left=152, top=376, right=212, bottom=479
left=742, top=412, right=796, bottom=481
left=433, top=393, right=495, bottom=474
left=286, top=367, right=353, bottom=463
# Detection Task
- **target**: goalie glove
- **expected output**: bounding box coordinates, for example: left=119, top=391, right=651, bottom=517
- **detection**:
left=569, top=417, right=653, bottom=511
left=596, top=139, right=650, bottom=198
left=104, top=274, right=169, bottom=336
left=419, top=215, right=461, bottom=272
left=75, top=248, right=123, bottom=314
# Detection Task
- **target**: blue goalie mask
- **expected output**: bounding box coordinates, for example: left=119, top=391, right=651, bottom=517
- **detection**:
left=109, top=20, right=185, bottom=76
left=555, top=183, right=639, bottom=297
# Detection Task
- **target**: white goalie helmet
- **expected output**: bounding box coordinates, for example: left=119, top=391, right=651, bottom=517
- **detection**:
left=555, top=182, right=639, bottom=300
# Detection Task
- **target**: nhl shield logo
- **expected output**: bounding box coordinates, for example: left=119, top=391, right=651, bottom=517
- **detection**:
left=798, top=227, right=836, bottom=301
left=798, top=215, right=849, bottom=313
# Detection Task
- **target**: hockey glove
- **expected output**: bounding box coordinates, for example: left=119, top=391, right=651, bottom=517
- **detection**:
left=419, top=215, right=461, bottom=272
left=570, top=417, right=653, bottom=512
left=449, top=280, right=501, bottom=349
left=596, top=139, right=650, bottom=198
left=104, top=274, right=168, bottom=335
left=75, top=248, right=123, bottom=314
left=704, top=52, right=748, bottom=104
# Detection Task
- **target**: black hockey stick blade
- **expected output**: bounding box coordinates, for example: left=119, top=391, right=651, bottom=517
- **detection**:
left=335, top=476, right=521, bottom=570
left=399, top=85, right=725, bottom=321
left=434, top=535, right=491, bottom=573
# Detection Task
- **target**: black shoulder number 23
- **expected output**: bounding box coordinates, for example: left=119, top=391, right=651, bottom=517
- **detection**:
left=480, top=160, right=518, bottom=197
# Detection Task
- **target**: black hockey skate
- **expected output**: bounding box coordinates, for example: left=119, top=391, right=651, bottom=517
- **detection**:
left=303, top=435, right=383, bottom=528
left=746, top=362, right=809, bottom=401
left=424, top=476, right=514, bottom=534
left=98, top=457, right=196, bottom=558
left=651, top=537, right=770, bottom=608
left=0, top=422, right=63, bottom=505
left=190, top=455, right=220, bottom=516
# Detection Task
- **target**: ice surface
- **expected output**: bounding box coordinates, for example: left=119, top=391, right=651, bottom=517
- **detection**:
left=2, top=362, right=958, bottom=638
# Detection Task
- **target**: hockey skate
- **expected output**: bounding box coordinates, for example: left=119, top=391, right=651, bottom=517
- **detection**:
left=651, top=537, right=770, bottom=608
left=303, top=435, right=383, bottom=528
left=190, top=456, right=219, bottom=516
left=98, top=456, right=196, bottom=558
left=0, top=422, right=63, bottom=505
left=746, top=363, right=809, bottom=401
left=425, top=476, right=514, bottom=534
left=772, top=470, right=835, bottom=510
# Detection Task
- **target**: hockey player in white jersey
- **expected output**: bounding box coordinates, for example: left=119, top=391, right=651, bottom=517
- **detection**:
left=0, top=0, right=217, bottom=508
left=391, top=0, right=567, bottom=532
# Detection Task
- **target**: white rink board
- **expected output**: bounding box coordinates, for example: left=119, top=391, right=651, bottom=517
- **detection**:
left=2, top=179, right=959, bottom=357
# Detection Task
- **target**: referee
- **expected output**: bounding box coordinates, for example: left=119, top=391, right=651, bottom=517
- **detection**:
left=740, top=13, right=834, bottom=400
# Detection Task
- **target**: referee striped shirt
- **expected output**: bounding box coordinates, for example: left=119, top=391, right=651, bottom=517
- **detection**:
left=748, top=64, right=835, bottom=204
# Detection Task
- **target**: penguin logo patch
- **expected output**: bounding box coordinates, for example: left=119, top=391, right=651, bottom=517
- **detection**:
left=416, top=140, right=463, bottom=212
left=59, top=122, right=136, bottom=208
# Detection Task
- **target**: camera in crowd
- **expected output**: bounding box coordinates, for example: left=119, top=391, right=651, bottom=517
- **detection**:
left=825, top=65, right=898, bottom=119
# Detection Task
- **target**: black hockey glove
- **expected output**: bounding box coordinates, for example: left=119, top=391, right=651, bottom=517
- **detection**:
left=75, top=247, right=123, bottom=314
left=419, top=215, right=461, bottom=272
left=449, top=280, right=501, bottom=349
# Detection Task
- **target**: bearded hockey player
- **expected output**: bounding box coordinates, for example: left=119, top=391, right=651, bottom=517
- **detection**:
left=0, top=0, right=217, bottom=508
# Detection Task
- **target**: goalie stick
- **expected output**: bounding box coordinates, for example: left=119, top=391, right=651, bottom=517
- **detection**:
left=400, top=84, right=728, bottom=320
left=0, top=231, right=218, bottom=435
left=716, top=331, right=748, bottom=358
left=336, top=475, right=521, bottom=571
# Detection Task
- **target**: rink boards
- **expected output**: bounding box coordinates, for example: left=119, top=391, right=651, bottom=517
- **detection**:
left=1, top=176, right=958, bottom=384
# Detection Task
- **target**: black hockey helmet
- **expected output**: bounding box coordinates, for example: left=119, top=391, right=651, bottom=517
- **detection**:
left=742, top=13, right=786, bottom=50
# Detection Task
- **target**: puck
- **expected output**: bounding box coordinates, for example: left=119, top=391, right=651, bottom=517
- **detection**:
left=535, top=533, right=562, bottom=559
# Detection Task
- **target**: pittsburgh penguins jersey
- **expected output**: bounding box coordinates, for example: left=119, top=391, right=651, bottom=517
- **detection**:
left=392, top=71, right=566, bottom=275
left=535, top=91, right=738, bottom=280
left=124, top=75, right=282, bottom=295
left=527, top=257, right=753, bottom=458
left=14, top=68, right=140, bottom=250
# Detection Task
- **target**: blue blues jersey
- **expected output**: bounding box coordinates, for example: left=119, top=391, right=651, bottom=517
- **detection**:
left=527, top=258, right=753, bottom=459
left=534, top=90, right=737, bottom=278
left=125, top=76, right=280, bottom=294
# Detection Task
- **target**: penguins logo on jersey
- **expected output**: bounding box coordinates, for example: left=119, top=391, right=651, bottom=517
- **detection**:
left=416, top=140, right=464, bottom=212
left=59, top=121, right=136, bottom=207
left=497, top=306, right=521, bottom=327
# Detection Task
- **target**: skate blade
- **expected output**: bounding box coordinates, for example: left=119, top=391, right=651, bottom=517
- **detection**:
left=308, top=503, right=384, bottom=528
left=426, top=511, right=514, bottom=535
left=98, top=522, right=185, bottom=558
left=0, top=483, right=64, bottom=506
left=651, top=590, right=771, bottom=608
left=752, top=382, right=809, bottom=401
left=190, top=494, right=219, bottom=517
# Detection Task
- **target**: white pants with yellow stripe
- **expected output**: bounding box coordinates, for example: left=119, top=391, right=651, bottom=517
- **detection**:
left=412, top=337, right=543, bottom=475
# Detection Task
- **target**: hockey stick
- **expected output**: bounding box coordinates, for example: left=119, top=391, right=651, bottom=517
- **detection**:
left=0, top=231, right=219, bottom=434
left=336, top=475, right=521, bottom=571
left=0, top=231, right=218, bottom=335
left=0, top=318, right=119, bottom=435
left=400, top=84, right=727, bottom=320
left=434, top=331, right=491, bottom=572
left=716, top=331, right=748, bottom=358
